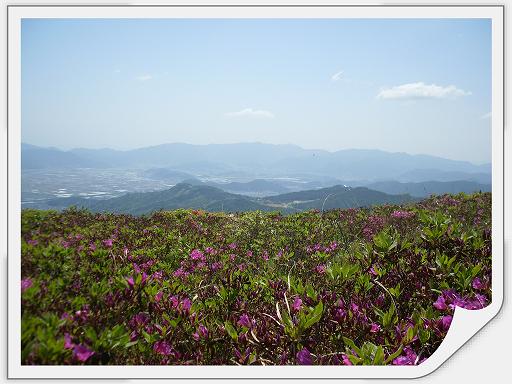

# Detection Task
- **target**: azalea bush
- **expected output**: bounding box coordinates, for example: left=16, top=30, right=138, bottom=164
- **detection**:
left=20, top=192, right=491, bottom=365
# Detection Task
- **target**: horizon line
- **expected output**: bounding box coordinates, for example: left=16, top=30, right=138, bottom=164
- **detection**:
left=21, top=141, right=491, bottom=166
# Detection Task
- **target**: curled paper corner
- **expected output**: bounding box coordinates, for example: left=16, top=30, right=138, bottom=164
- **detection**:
left=411, top=296, right=503, bottom=379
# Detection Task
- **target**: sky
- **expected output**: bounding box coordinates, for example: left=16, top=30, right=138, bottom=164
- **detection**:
left=21, top=18, right=492, bottom=164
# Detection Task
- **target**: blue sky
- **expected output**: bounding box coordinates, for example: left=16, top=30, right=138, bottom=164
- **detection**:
left=22, top=18, right=491, bottom=163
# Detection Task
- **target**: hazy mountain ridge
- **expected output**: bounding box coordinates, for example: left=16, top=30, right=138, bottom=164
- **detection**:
left=45, top=182, right=418, bottom=215
left=366, top=180, right=491, bottom=198
left=21, top=142, right=490, bottom=183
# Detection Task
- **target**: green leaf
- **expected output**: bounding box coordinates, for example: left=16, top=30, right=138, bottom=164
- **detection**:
left=343, top=336, right=361, bottom=356
left=384, top=345, right=403, bottom=364
left=125, top=340, right=138, bottom=348
left=373, top=345, right=385, bottom=365
left=303, top=301, right=323, bottom=330
left=224, top=321, right=238, bottom=341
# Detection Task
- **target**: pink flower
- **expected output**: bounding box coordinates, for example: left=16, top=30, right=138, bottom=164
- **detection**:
left=64, top=333, right=74, bottom=349
left=433, top=295, right=447, bottom=311
left=102, top=238, right=113, bottom=248
left=180, top=298, right=192, bottom=314
left=472, top=277, right=487, bottom=290
left=73, top=344, right=95, bottom=362
left=193, top=324, right=208, bottom=341
left=155, top=291, right=163, bottom=302
left=153, top=340, right=173, bottom=356
left=21, top=278, right=33, bottom=293
left=292, top=297, right=303, bottom=312
left=440, top=315, right=453, bottom=332
left=190, top=249, right=205, bottom=261
left=341, top=354, right=353, bottom=365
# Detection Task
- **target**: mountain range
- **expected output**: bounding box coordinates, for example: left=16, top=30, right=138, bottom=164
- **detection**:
left=46, top=182, right=418, bottom=215
left=22, top=142, right=490, bottom=183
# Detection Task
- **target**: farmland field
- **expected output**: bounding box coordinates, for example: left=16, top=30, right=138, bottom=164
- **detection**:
left=20, top=192, right=491, bottom=365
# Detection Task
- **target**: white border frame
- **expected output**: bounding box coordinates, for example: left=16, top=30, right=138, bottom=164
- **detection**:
left=7, top=4, right=504, bottom=379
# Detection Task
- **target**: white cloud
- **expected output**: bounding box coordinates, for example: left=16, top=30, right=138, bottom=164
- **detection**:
left=225, top=108, right=275, bottom=119
left=135, top=74, right=153, bottom=81
left=481, top=112, right=491, bottom=119
left=377, top=82, right=471, bottom=100
left=331, top=70, right=344, bottom=82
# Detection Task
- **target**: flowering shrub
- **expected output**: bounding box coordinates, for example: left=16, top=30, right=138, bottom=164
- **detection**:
left=20, top=192, right=491, bottom=365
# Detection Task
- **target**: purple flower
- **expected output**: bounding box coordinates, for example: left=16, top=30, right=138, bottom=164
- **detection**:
left=173, top=267, right=189, bottom=279
left=153, top=340, right=173, bottom=356
left=170, top=296, right=179, bottom=309
left=190, top=249, right=205, bottom=261
left=350, top=302, right=360, bottom=314
left=433, top=295, right=447, bottom=311
left=21, top=278, right=33, bottom=293
left=27, top=239, right=38, bottom=246
left=296, top=348, right=313, bottom=365
left=392, top=347, right=417, bottom=365
left=441, top=315, right=453, bottom=331
left=472, top=277, right=487, bottom=290
left=292, top=297, right=303, bottom=312
left=393, top=356, right=412, bottom=365
left=237, top=313, right=251, bottom=328
left=180, top=298, right=192, bottom=314
left=211, top=262, right=223, bottom=271
left=126, top=276, right=134, bottom=288
left=370, top=323, right=381, bottom=333
left=64, top=333, right=74, bottom=349
left=73, top=344, right=95, bottom=362
left=102, top=238, right=113, bottom=248
left=193, top=324, right=208, bottom=341
left=391, top=210, right=415, bottom=219
left=152, top=271, right=163, bottom=281
left=155, top=291, right=163, bottom=302
left=228, top=242, right=237, bottom=249
left=342, top=354, right=353, bottom=365
left=129, top=312, right=150, bottom=328
left=89, top=243, right=96, bottom=251
left=334, top=308, right=347, bottom=322
left=315, top=264, right=326, bottom=274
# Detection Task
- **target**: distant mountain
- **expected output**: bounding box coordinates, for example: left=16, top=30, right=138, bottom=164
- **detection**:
left=47, top=183, right=271, bottom=215
left=397, top=168, right=491, bottom=184
left=263, top=185, right=416, bottom=211
left=141, top=168, right=197, bottom=183
left=46, top=183, right=417, bottom=215
left=366, top=180, right=491, bottom=198
left=22, top=143, right=491, bottom=183
left=22, top=145, right=106, bottom=169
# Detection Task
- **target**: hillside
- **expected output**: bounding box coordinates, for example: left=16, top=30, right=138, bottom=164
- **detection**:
left=21, top=193, right=492, bottom=365
left=366, top=180, right=491, bottom=198
left=263, top=185, right=416, bottom=211
left=47, top=183, right=272, bottom=215
left=46, top=183, right=416, bottom=215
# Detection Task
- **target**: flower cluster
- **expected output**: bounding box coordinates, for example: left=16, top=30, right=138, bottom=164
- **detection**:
left=20, top=192, right=491, bottom=365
